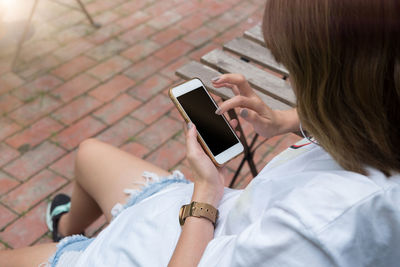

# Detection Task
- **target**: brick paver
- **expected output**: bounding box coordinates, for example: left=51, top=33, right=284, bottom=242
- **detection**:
left=0, top=0, right=302, bottom=250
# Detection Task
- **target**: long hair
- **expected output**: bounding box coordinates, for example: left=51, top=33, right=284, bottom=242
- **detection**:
left=262, top=0, right=400, bottom=176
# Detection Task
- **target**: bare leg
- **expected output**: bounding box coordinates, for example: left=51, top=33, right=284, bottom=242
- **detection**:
left=58, top=138, right=170, bottom=236
left=0, top=243, right=57, bottom=267
left=0, top=139, right=172, bottom=266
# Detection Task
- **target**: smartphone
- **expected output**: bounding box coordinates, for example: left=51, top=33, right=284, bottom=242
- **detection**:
left=169, top=78, right=244, bottom=166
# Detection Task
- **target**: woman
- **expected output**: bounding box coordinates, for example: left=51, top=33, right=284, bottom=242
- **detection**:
left=1, top=0, right=399, bottom=266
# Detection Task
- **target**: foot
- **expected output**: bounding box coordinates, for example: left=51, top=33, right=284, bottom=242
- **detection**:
left=46, top=194, right=71, bottom=242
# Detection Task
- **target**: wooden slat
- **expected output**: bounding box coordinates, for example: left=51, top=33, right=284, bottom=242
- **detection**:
left=224, top=37, right=289, bottom=77
left=201, top=50, right=296, bottom=106
left=176, top=61, right=291, bottom=110
left=244, top=24, right=264, bottom=46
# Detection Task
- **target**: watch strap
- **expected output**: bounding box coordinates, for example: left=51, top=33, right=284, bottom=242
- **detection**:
left=179, top=201, right=218, bottom=226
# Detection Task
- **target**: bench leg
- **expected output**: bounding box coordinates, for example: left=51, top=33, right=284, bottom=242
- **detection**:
left=76, top=0, right=101, bottom=28
left=227, top=109, right=258, bottom=188
left=11, top=0, right=40, bottom=72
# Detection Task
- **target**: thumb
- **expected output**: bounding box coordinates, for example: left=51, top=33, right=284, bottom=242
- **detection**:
left=186, top=123, right=202, bottom=155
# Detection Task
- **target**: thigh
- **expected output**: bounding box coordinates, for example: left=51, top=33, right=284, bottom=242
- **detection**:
left=0, top=243, right=57, bottom=267
left=75, top=139, right=171, bottom=222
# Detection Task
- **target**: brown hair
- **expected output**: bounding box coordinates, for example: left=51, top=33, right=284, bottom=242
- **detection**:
left=262, top=0, right=400, bottom=176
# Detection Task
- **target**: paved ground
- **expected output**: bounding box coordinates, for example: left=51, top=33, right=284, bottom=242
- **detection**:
left=0, top=0, right=301, bottom=249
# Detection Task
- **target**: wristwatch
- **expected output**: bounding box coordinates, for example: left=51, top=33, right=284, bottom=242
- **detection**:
left=179, top=201, right=218, bottom=227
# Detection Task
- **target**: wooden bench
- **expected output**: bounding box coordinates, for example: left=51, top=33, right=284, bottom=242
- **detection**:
left=176, top=24, right=296, bottom=187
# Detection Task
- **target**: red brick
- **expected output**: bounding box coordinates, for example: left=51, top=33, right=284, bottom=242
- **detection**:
left=189, top=43, right=219, bottom=61
left=0, top=60, right=11, bottom=76
left=147, top=11, right=182, bottom=30
left=3, top=142, right=66, bottom=181
left=86, top=24, right=123, bottom=45
left=89, top=75, right=136, bottom=102
left=172, top=1, right=202, bottom=16
left=54, top=39, right=94, bottom=61
left=52, top=56, right=97, bottom=80
left=119, top=24, right=156, bottom=45
left=136, top=116, right=182, bottom=150
left=115, top=11, right=150, bottom=31
left=129, top=74, right=171, bottom=101
left=0, top=72, right=25, bottom=94
left=56, top=23, right=95, bottom=44
left=154, top=40, right=193, bottom=64
left=114, top=0, right=149, bottom=15
left=0, top=94, right=22, bottom=113
left=87, top=0, right=121, bottom=14
left=183, top=26, right=217, bottom=47
left=124, top=56, right=166, bottom=81
left=0, top=143, right=19, bottom=167
left=131, top=94, right=173, bottom=124
left=0, top=204, right=17, bottom=230
left=52, top=96, right=101, bottom=125
left=160, top=57, right=189, bottom=80
left=177, top=12, right=209, bottom=31
left=54, top=116, right=106, bottom=150
left=145, top=1, right=176, bottom=16
left=2, top=170, right=66, bottom=214
left=96, top=117, right=145, bottom=147
left=151, top=26, right=187, bottom=46
left=0, top=117, right=21, bottom=141
left=6, top=117, right=63, bottom=150
left=0, top=201, right=48, bottom=248
left=93, top=94, right=141, bottom=125
left=86, top=39, right=128, bottom=61
left=12, top=76, right=60, bottom=102
left=33, top=234, right=53, bottom=246
left=92, top=10, right=120, bottom=25
left=88, top=56, right=131, bottom=82
left=0, top=171, right=19, bottom=195
left=145, top=139, right=186, bottom=170
left=52, top=74, right=99, bottom=102
left=49, top=150, right=77, bottom=179
left=9, top=96, right=62, bottom=125
left=203, top=1, right=232, bottom=17
left=168, top=106, right=184, bottom=122
left=121, top=40, right=160, bottom=63
left=120, top=142, right=150, bottom=158
left=18, top=55, right=62, bottom=81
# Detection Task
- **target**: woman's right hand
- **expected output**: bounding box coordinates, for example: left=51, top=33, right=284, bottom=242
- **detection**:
left=212, top=74, right=299, bottom=138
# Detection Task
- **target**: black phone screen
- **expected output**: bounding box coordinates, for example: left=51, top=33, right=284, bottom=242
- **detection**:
left=177, top=86, right=239, bottom=156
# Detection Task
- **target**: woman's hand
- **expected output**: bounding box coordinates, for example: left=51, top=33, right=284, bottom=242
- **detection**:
left=212, top=74, right=299, bottom=138
left=185, top=123, right=225, bottom=206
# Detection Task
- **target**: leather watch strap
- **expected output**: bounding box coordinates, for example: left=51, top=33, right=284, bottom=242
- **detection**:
left=179, top=201, right=218, bottom=226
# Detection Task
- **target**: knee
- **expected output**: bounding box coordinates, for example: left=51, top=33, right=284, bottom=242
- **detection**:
left=76, top=138, right=101, bottom=168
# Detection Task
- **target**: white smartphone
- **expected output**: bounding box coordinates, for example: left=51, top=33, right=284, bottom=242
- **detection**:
left=169, top=78, right=244, bottom=166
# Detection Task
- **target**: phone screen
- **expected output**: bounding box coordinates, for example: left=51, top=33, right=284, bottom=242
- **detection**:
left=177, top=86, right=239, bottom=156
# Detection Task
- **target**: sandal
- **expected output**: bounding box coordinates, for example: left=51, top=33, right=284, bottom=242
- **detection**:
left=46, top=193, right=71, bottom=242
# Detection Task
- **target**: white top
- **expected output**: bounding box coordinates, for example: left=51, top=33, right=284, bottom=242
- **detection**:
left=75, top=139, right=400, bottom=267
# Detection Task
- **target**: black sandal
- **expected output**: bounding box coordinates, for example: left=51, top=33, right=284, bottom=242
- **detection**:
left=46, top=194, right=71, bottom=242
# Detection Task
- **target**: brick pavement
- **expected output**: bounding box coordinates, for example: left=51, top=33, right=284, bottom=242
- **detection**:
left=0, top=0, right=301, bottom=249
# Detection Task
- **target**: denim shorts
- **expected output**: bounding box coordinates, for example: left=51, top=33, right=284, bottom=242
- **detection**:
left=45, top=170, right=189, bottom=267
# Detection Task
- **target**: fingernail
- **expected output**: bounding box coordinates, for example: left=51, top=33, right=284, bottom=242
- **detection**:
left=211, top=76, right=220, bottom=82
left=215, top=108, right=222, bottom=115
left=240, top=109, right=248, bottom=118
left=187, top=122, right=193, bottom=129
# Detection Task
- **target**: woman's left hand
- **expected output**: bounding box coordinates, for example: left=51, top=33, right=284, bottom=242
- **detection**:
left=185, top=122, right=226, bottom=206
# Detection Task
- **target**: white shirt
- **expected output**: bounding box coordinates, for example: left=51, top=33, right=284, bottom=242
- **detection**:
left=75, top=139, right=400, bottom=266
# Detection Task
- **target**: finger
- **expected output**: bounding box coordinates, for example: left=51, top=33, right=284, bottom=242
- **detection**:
left=217, top=95, right=264, bottom=115
left=236, top=130, right=241, bottom=138
left=211, top=74, right=254, bottom=97
left=239, top=108, right=259, bottom=124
